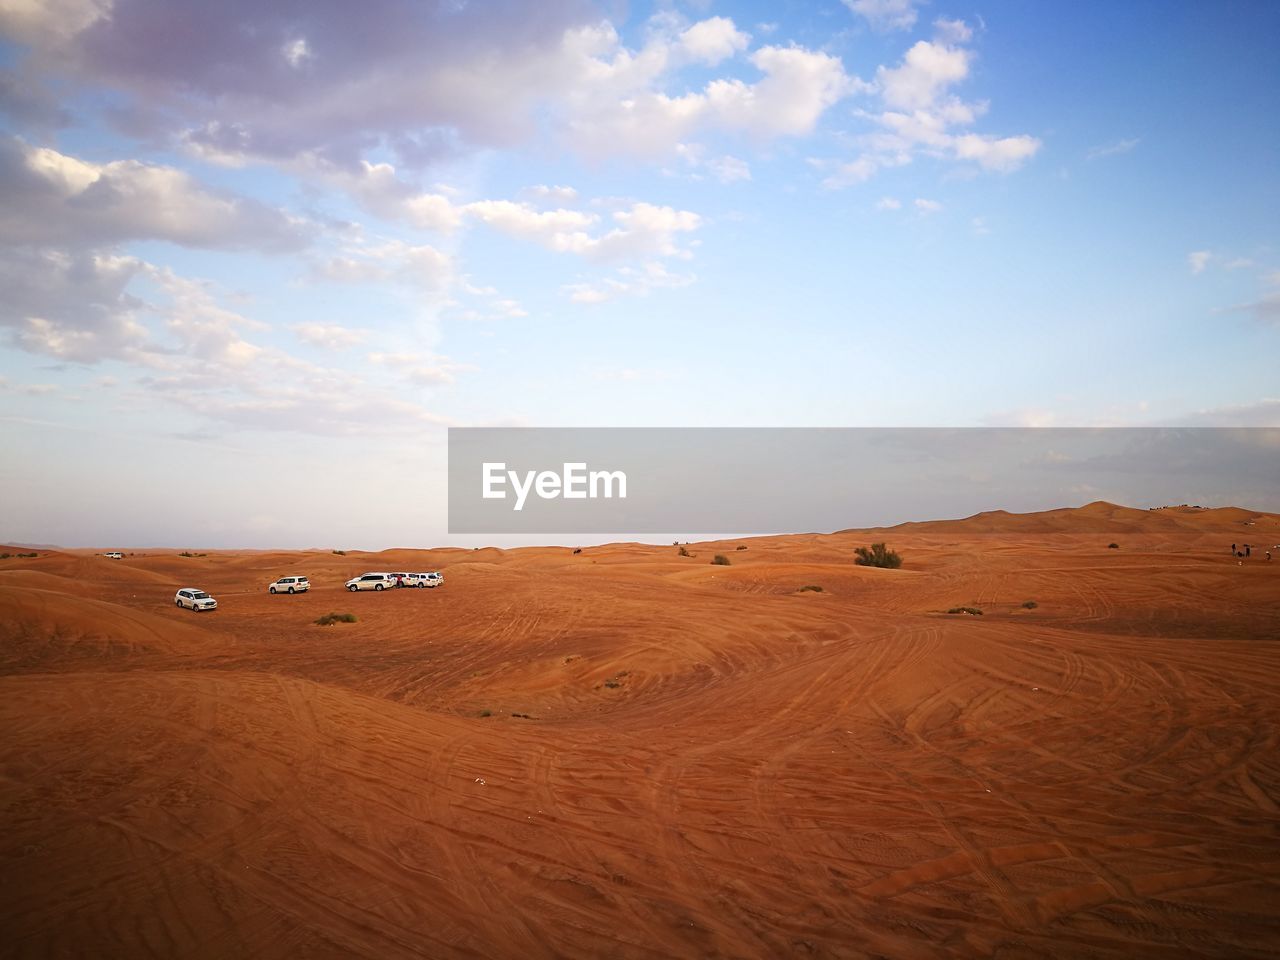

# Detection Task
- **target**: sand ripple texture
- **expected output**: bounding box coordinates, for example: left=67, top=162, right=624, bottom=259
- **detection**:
left=2, top=503, right=1279, bottom=958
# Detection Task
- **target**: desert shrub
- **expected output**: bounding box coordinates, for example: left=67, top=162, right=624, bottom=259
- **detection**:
left=479, top=709, right=492, bottom=718
left=677, top=546, right=691, bottom=557
left=573, top=548, right=582, bottom=554
left=0, top=553, right=10, bottom=559
left=17, top=551, right=36, bottom=558
left=947, top=606, right=983, bottom=616
left=179, top=551, right=195, bottom=558
left=315, top=612, right=358, bottom=626
left=1021, top=600, right=1038, bottom=609
left=1108, top=542, right=1120, bottom=549
left=798, top=585, right=823, bottom=593
left=736, top=545, right=747, bottom=551
left=711, top=554, right=731, bottom=566
left=854, top=543, right=902, bottom=569
left=332, top=549, right=347, bottom=555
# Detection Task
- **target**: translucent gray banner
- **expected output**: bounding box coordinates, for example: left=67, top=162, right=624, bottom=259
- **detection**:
left=447, top=428, right=1279, bottom=534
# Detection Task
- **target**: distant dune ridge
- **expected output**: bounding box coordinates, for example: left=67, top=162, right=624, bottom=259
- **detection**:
left=2, top=501, right=1279, bottom=958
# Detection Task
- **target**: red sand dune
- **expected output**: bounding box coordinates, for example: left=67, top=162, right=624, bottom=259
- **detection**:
left=2, top=502, right=1279, bottom=958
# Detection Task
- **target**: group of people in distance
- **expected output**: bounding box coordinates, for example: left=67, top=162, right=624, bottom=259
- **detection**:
left=1231, top=542, right=1272, bottom=562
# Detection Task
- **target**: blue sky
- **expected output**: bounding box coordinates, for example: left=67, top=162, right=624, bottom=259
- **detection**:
left=0, top=0, right=1277, bottom=547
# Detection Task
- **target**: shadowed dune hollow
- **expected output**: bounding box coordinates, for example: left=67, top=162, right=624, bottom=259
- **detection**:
left=2, top=502, right=1279, bottom=958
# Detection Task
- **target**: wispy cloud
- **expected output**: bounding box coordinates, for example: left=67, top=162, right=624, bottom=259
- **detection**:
left=1188, top=250, right=1212, bottom=274
left=1086, top=137, right=1140, bottom=161
left=843, top=0, right=921, bottom=32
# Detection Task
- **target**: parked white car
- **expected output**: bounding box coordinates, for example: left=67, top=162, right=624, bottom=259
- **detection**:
left=268, top=576, right=310, bottom=594
left=175, top=588, right=217, bottom=611
left=400, top=573, right=425, bottom=588
left=345, top=572, right=394, bottom=592
left=424, top=572, right=444, bottom=587
left=103, top=551, right=123, bottom=559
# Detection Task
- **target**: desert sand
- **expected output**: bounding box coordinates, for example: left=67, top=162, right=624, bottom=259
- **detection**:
left=2, top=502, right=1279, bottom=958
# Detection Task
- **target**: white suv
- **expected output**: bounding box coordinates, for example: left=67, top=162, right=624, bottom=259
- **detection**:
left=345, top=572, right=394, bottom=592
left=175, top=588, right=217, bottom=611
left=103, top=551, right=123, bottom=559
left=268, top=576, right=310, bottom=594
left=424, top=572, right=444, bottom=587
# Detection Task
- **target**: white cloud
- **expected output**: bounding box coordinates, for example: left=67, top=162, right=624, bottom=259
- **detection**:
left=0, top=247, right=151, bottom=363
left=1188, top=250, right=1212, bottom=274
left=952, top=133, right=1042, bottom=171
left=0, top=137, right=310, bottom=251
left=282, top=37, right=312, bottom=69
left=463, top=199, right=597, bottom=250
left=707, top=45, right=860, bottom=139
left=669, top=143, right=752, bottom=184
left=1176, top=398, right=1280, bottom=427
left=933, top=18, right=974, bottom=44
left=822, top=155, right=888, bottom=188
left=368, top=350, right=475, bottom=385
left=980, top=407, right=1060, bottom=428
left=16, top=1, right=600, bottom=168
left=0, top=0, right=109, bottom=46
left=567, top=41, right=861, bottom=158
left=301, top=156, right=462, bottom=232
left=875, top=196, right=901, bottom=210
left=493, top=299, right=528, bottom=319
left=913, top=197, right=942, bottom=214
left=844, top=0, right=920, bottom=32
left=0, top=237, right=466, bottom=434
left=310, top=240, right=453, bottom=291
left=453, top=278, right=528, bottom=322
left=707, top=154, right=752, bottom=183
left=150, top=267, right=265, bottom=368
left=465, top=199, right=701, bottom=262
left=292, top=323, right=367, bottom=349
left=877, top=41, right=971, bottom=111
left=678, top=17, right=750, bottom=65
left=823, top=25, right=1041, bottom=186
left=1086, top=137, right=1139, bottom=161
left=1228, top=292, right=1280, bottom=325
left=525, top=184, right=579, bottom=205
left=564, top=261, right=695, bottom=304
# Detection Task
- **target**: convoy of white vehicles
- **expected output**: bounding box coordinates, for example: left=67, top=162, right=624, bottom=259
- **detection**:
left=344, top=571, right=444, bottom=591
left=168, top=570, right=444, bottom=612
left=345, top=572, right=395, bottom=591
